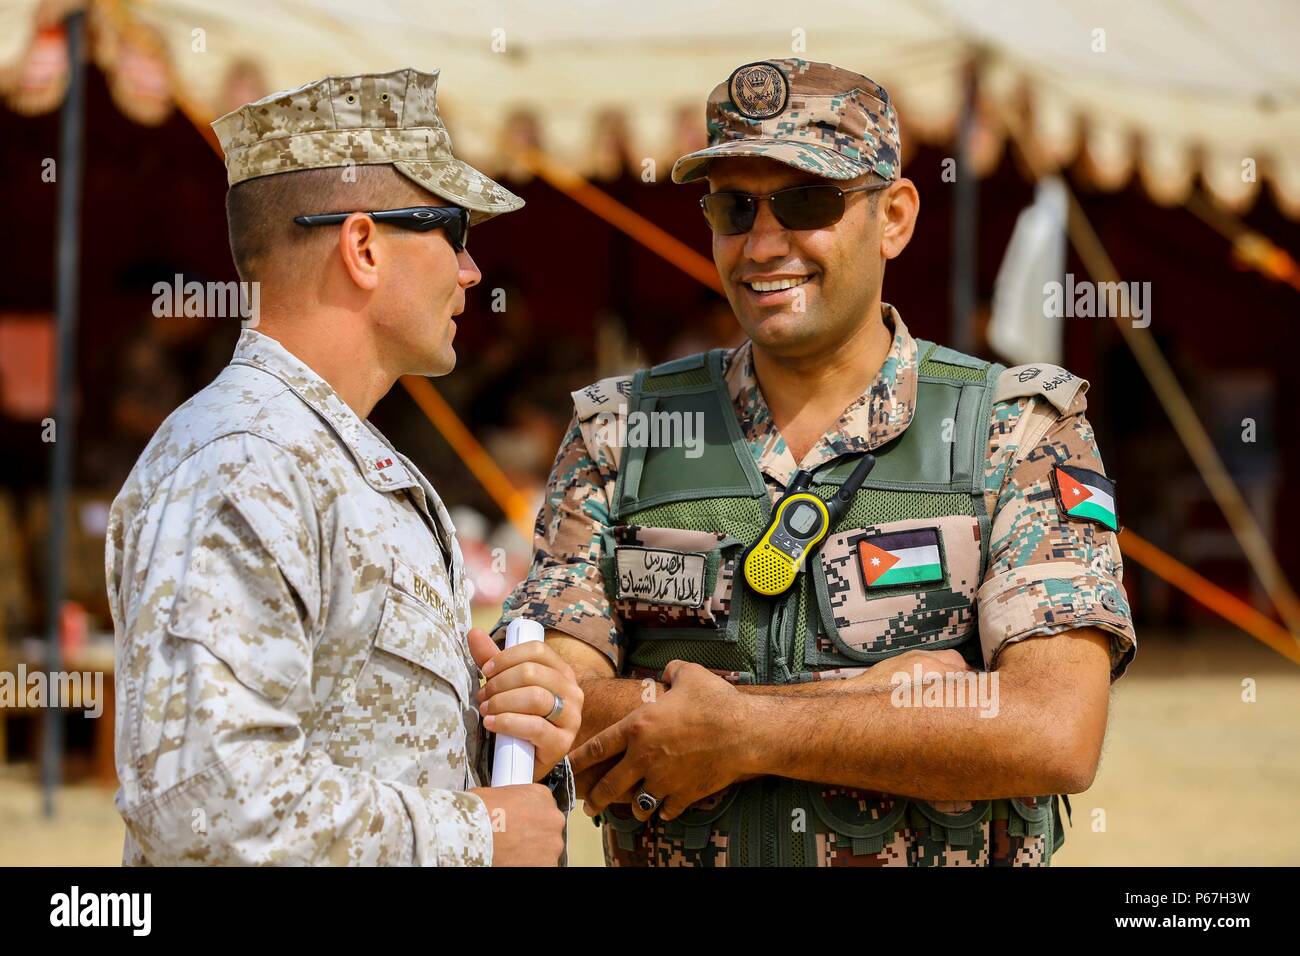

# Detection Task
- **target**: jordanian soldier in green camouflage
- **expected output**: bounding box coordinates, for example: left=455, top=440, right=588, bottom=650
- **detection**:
left=496, top=59, right=1136, bottom=866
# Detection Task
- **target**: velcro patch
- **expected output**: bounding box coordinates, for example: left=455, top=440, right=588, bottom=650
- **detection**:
left=1051, top=464, right=1119, bottom=531
left=995, top=364, right=1087, bottom=415
left=572, top=375, right=632, bottom=422
left=856, top=527, right=945, bottom=589
left=615, top=547, right=707, bottom=607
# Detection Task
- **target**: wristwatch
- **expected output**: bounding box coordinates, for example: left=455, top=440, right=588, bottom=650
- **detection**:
left=542, top=756, right=576, bottom=815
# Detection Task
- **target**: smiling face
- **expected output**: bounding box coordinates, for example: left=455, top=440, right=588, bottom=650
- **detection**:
left=707, top=157, right=909, bottom=361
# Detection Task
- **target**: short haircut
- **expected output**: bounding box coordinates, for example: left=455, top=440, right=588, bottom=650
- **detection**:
left=224, top=164, right=429, bottom=282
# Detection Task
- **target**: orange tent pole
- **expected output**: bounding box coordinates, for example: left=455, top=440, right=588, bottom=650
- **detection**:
left=400, top=375, right=534, bottom=539
left=1121, top=530, right=1300, bottom=665
left=513, top=148, right=723, bottom=294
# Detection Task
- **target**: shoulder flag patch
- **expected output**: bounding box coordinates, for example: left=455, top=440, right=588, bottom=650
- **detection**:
left=857, top=527, right=945, bottom=588
left=1052, top=464, right=1119, bottom=531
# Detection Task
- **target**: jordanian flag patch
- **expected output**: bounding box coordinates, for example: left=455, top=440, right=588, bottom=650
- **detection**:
left=857, top=528, right=945, bottom=589
left=1053, top=464, right=1119, bottom=531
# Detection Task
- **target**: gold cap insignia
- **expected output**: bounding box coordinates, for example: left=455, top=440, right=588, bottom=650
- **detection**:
left=727, top=62, right=788, bottom=119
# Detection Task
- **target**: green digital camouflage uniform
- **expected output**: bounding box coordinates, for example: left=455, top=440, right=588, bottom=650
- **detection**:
left=107, top=69, right=524, bottom=866
left=497, top=59, right=1136, bottom=867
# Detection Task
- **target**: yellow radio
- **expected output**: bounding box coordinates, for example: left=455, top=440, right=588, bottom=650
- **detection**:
left=742, top=455, right=876, bottom=598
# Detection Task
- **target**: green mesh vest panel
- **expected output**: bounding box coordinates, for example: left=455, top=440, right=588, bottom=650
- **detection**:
left=598, top=343, right=1063, bottom=866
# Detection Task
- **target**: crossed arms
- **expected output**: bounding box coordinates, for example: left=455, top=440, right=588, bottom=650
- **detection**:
left=549, top=627, right=1113, bottom=823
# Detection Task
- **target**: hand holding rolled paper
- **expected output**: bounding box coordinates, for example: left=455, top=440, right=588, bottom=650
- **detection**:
left=468, top=622, right=584, bottom=783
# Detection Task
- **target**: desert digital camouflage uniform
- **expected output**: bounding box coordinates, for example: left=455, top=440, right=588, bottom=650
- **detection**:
left=498, top=306, right=1137, bottom=866
left=107, top=331, right=492, bottom=865
left=106, top=67, right=523, bottom=866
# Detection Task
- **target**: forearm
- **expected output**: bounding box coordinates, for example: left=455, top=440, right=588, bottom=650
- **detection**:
left=579, top=664, right=859, bottom=738
left=575, top=674, right=664, bottom=745
left=739, top=677, right=1086, bottom=799
left=541, top=630, right=663, bottom=746
left=737, top=670, right=879, bottom=698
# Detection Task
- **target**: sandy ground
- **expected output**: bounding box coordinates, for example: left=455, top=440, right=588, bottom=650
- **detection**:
left=2, top=628, right=1296, bottom=866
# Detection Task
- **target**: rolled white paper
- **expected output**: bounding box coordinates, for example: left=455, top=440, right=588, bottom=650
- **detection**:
left=489, top=618, right=545, bottom=787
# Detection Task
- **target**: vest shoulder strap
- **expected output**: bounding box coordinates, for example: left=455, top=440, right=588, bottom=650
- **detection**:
left=641, top=349, right=728, bottom=393
left=914, top=338, right=1002, bottom=382
left=612, top=348, right=764, bottom=518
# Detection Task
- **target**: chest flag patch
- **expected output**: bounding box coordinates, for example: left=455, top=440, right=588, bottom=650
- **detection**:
left=1052, top=464, right=1119, bottom=531
left=857, top=527, right=944, bottom=588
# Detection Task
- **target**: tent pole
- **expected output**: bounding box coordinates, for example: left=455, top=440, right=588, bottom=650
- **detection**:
left=42, top=9, right=87, bottom=818
left=949, top=58, right=979, bottom=354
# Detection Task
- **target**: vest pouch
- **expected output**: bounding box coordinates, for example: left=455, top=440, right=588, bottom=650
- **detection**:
left=604, top=525, right=742, bottom=641
left=910, top=800, right=992, bottom=850
left=601, top=785, right=740, bottom=862
left=1007, top=796, right=1053, bottom=838
left=659, top=784, right=740, bottom=850
left=811, top=514, right=982, bottom=662
left=804, top=784, right=911, bottom=861
left=984, top=796, right=1060, bottom=864
left=602, top=805, right=646, bottom=853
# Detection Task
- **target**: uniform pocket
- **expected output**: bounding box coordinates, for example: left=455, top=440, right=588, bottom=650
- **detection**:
left=331, top=562, right=475, bottom=783
left=370, top=587, right=472, bottom=708
left=814, top=515, right=981, bottom=660
left=606, top=526, right=741, bottom=640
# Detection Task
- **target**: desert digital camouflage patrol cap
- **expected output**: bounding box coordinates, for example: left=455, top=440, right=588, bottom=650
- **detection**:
left=671, top=58, right=900, bottom=185
left=212, top=67, right=523, bottom=224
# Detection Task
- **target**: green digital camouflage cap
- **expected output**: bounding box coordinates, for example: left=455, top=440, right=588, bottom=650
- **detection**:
left=212, top=67, right=523, bottom=224
left=671, top=58, right=901, bottom=185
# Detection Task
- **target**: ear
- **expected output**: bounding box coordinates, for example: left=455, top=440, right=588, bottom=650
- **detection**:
left=879, top=178, right=920, bottom=261
left=336, top=212, right=381, bottom=291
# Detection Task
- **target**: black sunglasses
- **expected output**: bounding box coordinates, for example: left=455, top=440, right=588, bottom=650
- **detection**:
left=700, top=182, right=890, bottom=236
left=293, top=205, right=470, bottom=251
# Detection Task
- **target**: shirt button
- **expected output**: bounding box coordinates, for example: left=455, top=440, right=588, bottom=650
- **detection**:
left=1101, top=593, right=1123, bottom=613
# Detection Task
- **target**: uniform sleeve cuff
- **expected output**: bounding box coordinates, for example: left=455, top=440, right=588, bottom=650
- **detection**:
left=493, top=602, right=621, bottom=670
left=977, top=561, right=1137, bottom=681
left=392, top=785, right=494, bottom=867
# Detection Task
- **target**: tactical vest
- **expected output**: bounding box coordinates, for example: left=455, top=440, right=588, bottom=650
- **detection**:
left=594, top=342, right=1066, bottom=867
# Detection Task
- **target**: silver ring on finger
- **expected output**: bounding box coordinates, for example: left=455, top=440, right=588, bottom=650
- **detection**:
left=634, top=789, right=660, bottom=814
left=545, top=691, right=564, bottom=724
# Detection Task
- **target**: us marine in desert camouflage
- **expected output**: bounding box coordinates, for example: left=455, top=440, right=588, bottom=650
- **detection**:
left=108, top=68, right=581, bottom=866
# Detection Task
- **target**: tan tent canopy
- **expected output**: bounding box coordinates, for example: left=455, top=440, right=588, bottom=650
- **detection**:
left=4, top=0, right=1298, bottom=214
